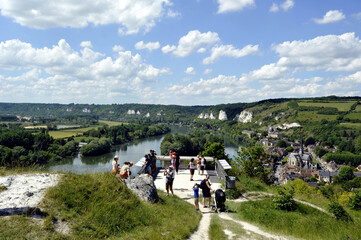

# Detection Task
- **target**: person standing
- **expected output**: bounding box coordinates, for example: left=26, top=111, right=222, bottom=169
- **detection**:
left=201, top=174, right=213, bottom=208
left=193, top=183, right=200, bottom=211
left=164, top=165, right=175, bottom=196
left=175, top=152, right=180, bottom=174
left=197, top=155, right=201, bottom=175
left=188, top=158, right=196, bottom=181
left=111, top=156, right=120, bottom=175
left=200, top=155, right=206, bottom=175
left=143, top=154, right=152, bottom=175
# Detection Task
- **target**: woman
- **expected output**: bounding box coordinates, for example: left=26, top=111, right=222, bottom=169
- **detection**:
left=188, top=158, right=196, bottom=181
left=111, top=156, right=120, bottom=175
left=164, top=165, right=175, bottom=196
left=119, top=161, right=133, bottom=179
left=197, top=155, right=201, bottom=175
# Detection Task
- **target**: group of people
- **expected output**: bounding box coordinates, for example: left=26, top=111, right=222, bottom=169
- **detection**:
left=111, top=150, right=157, bottom=179
left=111, top=156, right=133, bottom=179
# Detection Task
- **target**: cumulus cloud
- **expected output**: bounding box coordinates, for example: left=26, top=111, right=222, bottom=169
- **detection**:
left=202, top=44, right=259, bottom=64
left=0, top=39, right=170, bottom=103
left=169, top=30, right=220, bottom=57
left=0, top=0, right=172, bottom=34
left=161, top=45, right=176, bottom=53
left=203, top=69, right=213, bottom=74
left=314, top=10, right=346, bottom=24
left=185, top=67, right=196, bottom=75
left=269, top=0, right=294, bottom=12
left=217, top=0, right=255, bottom=14
left=135, top=41, right=160, bottom=51
left=80, top=41, right=93, bottom=48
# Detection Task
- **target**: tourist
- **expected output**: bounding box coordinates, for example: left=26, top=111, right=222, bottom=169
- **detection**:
left=200, top=155, right=207, bottom=175
left=150, top=149, right=157, bottom=173
left=164, top=165, right=175, bottom=196
left=201, top=174, right=213, bottom=208
left=170, top=155, right=175, bottom=168
left=119, top=162, right=133, bottom=179
left=188, top=158, right=196, bottom=181
left=144, top=154, right=152, bottom=175
left=197, top=155, right=201, bottom=175
left=175, top=152, right=180, bottom=174
left=111, top=156, right=120, bottom=175
left=193, top=183, right=200, bottom=211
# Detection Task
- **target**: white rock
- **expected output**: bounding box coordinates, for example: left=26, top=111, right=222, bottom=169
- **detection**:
left=198, top=113, right=205, bottom=119
left=218, top=110, right=228, bottom=121
left=127, top=109, right=135, bottom=115
left=237, top=111, right=253, bottom=123
left=136, top=110, right=141, bottom=115
left=209, top=113, right=216, bottom=119
left=145, top=112, right=150, bottom=118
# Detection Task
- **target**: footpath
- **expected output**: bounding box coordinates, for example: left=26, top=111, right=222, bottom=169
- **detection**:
left=154, top=168, right=221, bottom=240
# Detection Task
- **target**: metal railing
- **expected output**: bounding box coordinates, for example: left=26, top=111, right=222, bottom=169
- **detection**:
left=214, top=159, right=235, bottom=189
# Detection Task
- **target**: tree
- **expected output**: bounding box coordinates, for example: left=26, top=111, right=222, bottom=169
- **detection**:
left=201, top=142, right=226, bottom=160
left=232, top=146, right=270, bottom=183
left=338, top=165, right=355, bottom=182
left=276, top=140, right=287, bottom=148
left=304, top=137, right=315, bottom=146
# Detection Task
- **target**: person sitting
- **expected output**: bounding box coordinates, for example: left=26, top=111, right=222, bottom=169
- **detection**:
left=111, top=156, right=120, bottom=175
left=119, top=162, right=133, bottom=179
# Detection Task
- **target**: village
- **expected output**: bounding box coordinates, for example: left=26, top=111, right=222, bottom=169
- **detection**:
left=242, top=126, right=361, bottom=186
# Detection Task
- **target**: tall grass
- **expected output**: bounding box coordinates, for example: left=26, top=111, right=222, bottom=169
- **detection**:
left=41, top=173, right=201, bottom=239
left=209, top=215, right=227, bottom=240
left=227, top=198, right=361, bottom=240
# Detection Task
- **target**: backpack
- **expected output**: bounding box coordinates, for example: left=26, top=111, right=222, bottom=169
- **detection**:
left=200, top=179, right=207, bottom=190
left=203, top=158, right=207, bottom=165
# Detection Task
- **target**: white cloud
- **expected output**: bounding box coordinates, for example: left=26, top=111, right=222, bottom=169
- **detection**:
left=197, top=48, right=206, bottom=53
left=112, top=45, right=124, bottom=52
left=135, top=41, right=160, bottom=51
left=172, top=30, right=220, bottom=57
left=203, top=69, right=213, bottom=74
left=352, top=12, right=361, bottom=20
left=269, top=0, right=293, bottom=12
left=273, top=32, right=361, bottom=72
left=185, top=67, right=196, bottom=75
left=269, top=3, right=279, bottom=12
left=281, top=0, right=294, bottom=11
left=0, top=0, right=172, bottom=35
left=0, top=39, right=170, bottom=103
left=80, top=41, right=93, bottom=48
left=217, top=0, right=255, bottom=14
left=167, top=9, right=180, bottom=18
left=161, top=45, right=176, bottom=53
left=314, top=10, right=346, bottom=24
left=203, top=44, right=259, bottom=64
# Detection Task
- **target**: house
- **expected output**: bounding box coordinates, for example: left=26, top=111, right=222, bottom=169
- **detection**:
left=268, top=131, right=282, bottom=139
left=326, top=161, right=338, bottom=172
left=242, top=130, right=255, bottom=138
left=318, top=170, right=338, bottom=183
left=287, top=139, right=316, bottom=170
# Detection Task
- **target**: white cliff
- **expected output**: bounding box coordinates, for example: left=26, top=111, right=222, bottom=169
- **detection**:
left=218, top=110, right=228, bottom=121
left=127, top=109, right=136, bottom=115
left=237, top=110, right=253, bottom=123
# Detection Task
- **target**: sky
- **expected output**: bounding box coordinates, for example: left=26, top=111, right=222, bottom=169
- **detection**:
left=0, top=0, right=361, bottom=106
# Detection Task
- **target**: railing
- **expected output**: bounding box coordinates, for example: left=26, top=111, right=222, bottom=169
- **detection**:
left=215, top=159, right=235, bottom=189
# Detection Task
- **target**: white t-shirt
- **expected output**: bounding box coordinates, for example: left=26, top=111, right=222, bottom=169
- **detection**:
left=112, top=160, right=118, bottom=170
left=201, top=158, right=206, bottom=166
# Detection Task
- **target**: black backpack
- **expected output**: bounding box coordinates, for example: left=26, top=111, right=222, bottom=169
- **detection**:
left=200, top=179, right=207, bottom=190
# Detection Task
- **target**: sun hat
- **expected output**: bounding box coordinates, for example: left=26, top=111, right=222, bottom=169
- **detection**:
left=114, top=155, right=119, bottom=160
left=129, top=162, right=133, bottom=166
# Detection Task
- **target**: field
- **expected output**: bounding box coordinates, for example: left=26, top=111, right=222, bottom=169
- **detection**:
left=297, top=111, right=338, bottom=122
left=99, top=120, right=124, bottom=126
left=345, top=112, right=361, bottom=120
left=24, top=125, right=48, bottom=129
left=340, top=123, right=361, bottom=129
left=298, top=101, right=356, bottom=111
left=48, top=126, right=96, bottom=139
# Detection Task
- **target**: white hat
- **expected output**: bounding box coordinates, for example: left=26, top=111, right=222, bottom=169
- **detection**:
left=114, top=155, right=119, bottom=159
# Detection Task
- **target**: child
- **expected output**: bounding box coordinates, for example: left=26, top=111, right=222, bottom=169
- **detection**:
left=193, top=183, right=200, bottom=211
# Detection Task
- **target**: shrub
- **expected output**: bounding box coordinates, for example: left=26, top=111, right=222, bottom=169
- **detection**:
left=328, top=202, right=352, bottom=222
left=349, top=190, right=361, bottom=210
left=272, top=188, right=297, bottom=211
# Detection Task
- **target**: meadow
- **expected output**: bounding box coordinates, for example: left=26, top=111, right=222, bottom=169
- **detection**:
left=297, top=101, right=356, bottom=111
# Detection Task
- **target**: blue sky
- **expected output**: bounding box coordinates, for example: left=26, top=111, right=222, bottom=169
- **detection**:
left=0, top=0, right=361, bottom=105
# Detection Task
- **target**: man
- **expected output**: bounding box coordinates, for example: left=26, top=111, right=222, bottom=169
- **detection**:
left=164, top=165, right=175, bottom=196
left=200, top=155, right=206, bottom=175
left=143, top=154, right=152, bottom=175
left=201, top=174, right=214, bottom=208
left=119, top=162, right=133, bottom=179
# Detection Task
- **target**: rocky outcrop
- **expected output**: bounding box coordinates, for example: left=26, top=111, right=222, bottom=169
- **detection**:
left=0, top=174, right=59, bottom=216
left=236, top=110, right=253, bottom=123
left=145, top=112, right=150, bottom=118
left=277, top=122, right=301, bottom=129
left=124, top=174, right=159, bottom=203
left=198, top=112, right=216, bottom=119
left=218, top=110, right=228, bottom=121
left=127, top=109, right=136, bottom=115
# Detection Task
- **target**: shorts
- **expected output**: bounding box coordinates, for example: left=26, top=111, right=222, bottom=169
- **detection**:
left=194, top=198, right=199, bottom=205
left=200, top=166, right=205, bottom=171
left=111, top=169, right=119, bottom=175
left=145, top=166, right=150, bottom=172
left=190, top=169, right=195, bottom=175
left=119, top=172, right=129, bottom=179
left=166, top=177, right=174, bottom=186
left=202, top=189, right=211, bottom=198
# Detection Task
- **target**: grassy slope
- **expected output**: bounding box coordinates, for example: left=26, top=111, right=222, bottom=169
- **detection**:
left=0, top=173, right=201, bottom=240
left=227, top=198, right=361, bottom=240
left=298, top=101, right=356, bottom=111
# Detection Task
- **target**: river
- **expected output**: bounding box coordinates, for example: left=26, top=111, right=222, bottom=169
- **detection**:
left=47, top=126, right=239, bottom=174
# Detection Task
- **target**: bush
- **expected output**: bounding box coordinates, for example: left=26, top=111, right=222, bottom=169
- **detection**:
left=272, top=188, right=297, bottom=211
left=328, top=201, right=352, bottom=222
left=349, top=190, right=361, bottom=210
left=225, top=188, right=240, bottom=199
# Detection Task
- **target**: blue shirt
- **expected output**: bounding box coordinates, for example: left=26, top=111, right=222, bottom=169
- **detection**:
left=193, top=187, right=199, bottom=198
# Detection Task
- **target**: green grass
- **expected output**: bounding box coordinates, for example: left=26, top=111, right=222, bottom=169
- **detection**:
left=0, top=166, right=48, bottom=176
left=354, top=105, right=361, bottom=112
left=209, top=215, right=228, bottom=240
left=99, top=120, right=125, bottom=126
left=297, top=111, right=338, bottom=121
left=37, top=173, right=201, bottom=239
left=340, top=123, right=361, bottom=129
left=48, top=126, right=97, bottom=139
left=227, top=198, right=361, bottom=240
left=236, top=176, right=275, bottom=194
left=298, top=101, right=356, bottom=111
left=344, top=112, right=361, bottom=120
